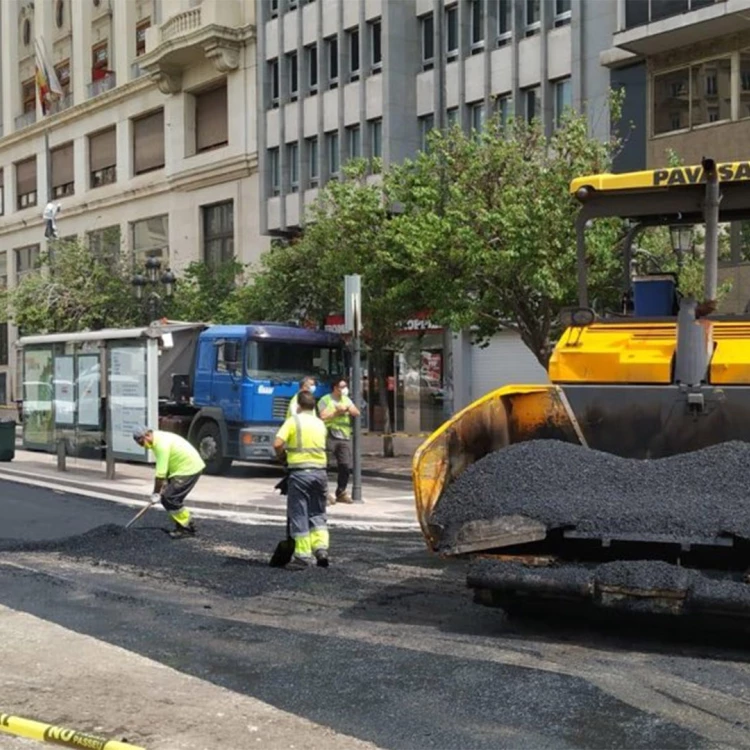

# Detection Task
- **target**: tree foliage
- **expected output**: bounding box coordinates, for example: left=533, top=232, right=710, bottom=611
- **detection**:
left=3, top=236, right=141, bottom=335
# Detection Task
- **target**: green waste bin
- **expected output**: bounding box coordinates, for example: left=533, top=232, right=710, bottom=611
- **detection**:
left=0, top=418, right=16, bottom=462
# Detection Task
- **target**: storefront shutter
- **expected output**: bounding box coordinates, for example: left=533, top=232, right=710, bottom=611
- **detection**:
left=51, top=143, right=74, bottom=188
left=133, top=109, right=165, bottom=174
left=16, top=157, right=37, bottom=196
left=196, top=83, right=228, bottom=152
left=89, top=127, right=116, bottom=171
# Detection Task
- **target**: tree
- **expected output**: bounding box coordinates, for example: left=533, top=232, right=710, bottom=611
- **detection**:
left=386, top=102, right=626, bottom=368
left=2, top=236, right=141, bottom=335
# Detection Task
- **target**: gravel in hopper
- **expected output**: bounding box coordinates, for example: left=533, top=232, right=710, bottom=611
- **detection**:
left=433, top=439, right=750, bottom=549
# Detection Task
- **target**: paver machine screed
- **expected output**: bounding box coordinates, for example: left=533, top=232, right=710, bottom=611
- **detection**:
left=412, top=157, right=750, bottom=628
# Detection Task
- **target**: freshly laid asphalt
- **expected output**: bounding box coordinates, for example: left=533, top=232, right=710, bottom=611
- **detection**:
left=2, top=481, right=750, bottom=749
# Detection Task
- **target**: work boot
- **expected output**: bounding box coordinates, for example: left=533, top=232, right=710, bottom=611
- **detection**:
left=314, top=548, right=329, bottom=568
left=168, top=521, right=196, bottom=539
left=327, top=491, right=337, bottom=506
left=286, top=554, right=314, bottom=570
left=336, top=490, right=353, bottom=504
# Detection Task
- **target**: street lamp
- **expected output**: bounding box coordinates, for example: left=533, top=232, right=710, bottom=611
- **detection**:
left=131, top=255, right=176, bottom=324
left=670, top=224, right=694, bottom=273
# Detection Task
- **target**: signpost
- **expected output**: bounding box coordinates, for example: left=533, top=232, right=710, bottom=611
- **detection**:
left=345, top=275, right=363, bottom=504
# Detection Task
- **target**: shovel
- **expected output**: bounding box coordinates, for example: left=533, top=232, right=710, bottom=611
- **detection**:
left=125, top=496, right=160, bottom=530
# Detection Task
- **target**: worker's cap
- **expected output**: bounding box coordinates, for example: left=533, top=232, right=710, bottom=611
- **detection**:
left=132, top=425, right=150, bottom=441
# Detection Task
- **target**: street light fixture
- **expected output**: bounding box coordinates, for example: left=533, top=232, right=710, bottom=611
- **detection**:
left=130, top=255, right=175, bottom=324
left=670, top=224, right=694, bottom=274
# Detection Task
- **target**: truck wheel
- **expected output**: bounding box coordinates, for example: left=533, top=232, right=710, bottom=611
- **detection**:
left=195, top=421, right=233, bottom=475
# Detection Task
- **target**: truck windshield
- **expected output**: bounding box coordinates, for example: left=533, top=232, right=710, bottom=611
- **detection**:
left=246, top=341, right=344, bottom=383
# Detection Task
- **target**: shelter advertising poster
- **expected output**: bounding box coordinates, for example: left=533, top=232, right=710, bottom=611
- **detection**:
left=77, top=355, right=100, bottom=428
left=54, top=356, right=75, bottom=426
left=109, top=345, right=147, bottom=459
left=23, top=348, right=54, bottom=447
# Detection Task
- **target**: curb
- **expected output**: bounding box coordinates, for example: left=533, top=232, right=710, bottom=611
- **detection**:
left=0, top=465, right=417, bottom=528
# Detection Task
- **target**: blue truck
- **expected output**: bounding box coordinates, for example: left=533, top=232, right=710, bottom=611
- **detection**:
left=161, top=322, right=345, bottom=474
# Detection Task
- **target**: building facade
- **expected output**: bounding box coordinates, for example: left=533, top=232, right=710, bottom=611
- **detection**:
left=604, top=0, right=750, bottom=313
left=257, top=0, right=617, bottom=433
left=0, top=0, right=266, bottom=404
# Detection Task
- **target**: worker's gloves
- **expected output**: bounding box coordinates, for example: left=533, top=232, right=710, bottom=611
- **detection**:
left=150, top=493, right=162, bottom=505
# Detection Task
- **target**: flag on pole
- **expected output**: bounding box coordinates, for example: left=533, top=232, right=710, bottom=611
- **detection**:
left=35, top=38, right=63, bottom=115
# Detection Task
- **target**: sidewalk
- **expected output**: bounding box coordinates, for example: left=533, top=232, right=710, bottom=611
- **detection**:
left=0, top=447, right=419, bottom=530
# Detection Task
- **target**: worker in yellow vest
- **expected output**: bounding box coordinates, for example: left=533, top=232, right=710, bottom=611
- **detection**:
left=317, top=378, right=360, bottom=504
left=132, top=426, right=205, bottom=539
left=273, top=390, right=330, bottom=568
left=286, top=376, right=317, bottom=419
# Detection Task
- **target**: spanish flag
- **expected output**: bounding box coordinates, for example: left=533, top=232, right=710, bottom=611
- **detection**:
left=35, top=38, right=62, bottom=115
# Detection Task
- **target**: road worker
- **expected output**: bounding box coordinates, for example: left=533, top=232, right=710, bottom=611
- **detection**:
left=132, top=426, right=205, bottom=539
left=318, top=378, right=360, bottom=504
left=287, top=376, right=317, bottom=419
left=273, top=390, right=330, bottom=568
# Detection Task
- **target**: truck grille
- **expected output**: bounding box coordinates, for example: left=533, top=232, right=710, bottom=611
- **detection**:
left=273, top=397, right=291, bottom=419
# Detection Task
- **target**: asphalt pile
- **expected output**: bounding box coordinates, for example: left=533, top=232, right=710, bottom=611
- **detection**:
left=432, top=439, right=750, bottom=550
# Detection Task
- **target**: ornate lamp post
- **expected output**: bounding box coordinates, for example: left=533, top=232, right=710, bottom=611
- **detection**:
left=131, top=256, right=176, bottom=324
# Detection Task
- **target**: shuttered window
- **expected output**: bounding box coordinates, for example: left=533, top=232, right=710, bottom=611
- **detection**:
left=16, top=157, right=37, bottom=209
left=133, top=109, right=165, bottom=175
left=51, top=143, right=74, bottom=197
left=89, top=127, right=116, bottom=187
left=195, top=83, right=228, bottom=153
left=0, top=170, right=4, bottom=216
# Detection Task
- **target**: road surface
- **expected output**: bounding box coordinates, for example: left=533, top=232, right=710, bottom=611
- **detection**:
left=1, top=481, right=749, bottom=749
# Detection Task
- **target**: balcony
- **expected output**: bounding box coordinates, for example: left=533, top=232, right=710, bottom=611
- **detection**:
left=614, top=0, right=750, bottom=57
left=88, top=73, right=116, bottom=99
left=138, top=0, right=254, bottom=94
left=131, top=62, right=147, bottom=80
left=48, top=93, right=74, bottom=114
left=15, top=111, right=36, bottom=131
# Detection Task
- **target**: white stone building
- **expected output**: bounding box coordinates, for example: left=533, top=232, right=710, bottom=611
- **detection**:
left=0, top=0, right=266, bottom=404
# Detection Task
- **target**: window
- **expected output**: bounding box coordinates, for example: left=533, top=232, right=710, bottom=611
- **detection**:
left=419, top=114, right=434, bottom=151
left=0, top=252, right=7, bottom=288
left=88, top=226, right=121, bottom=265
left=269, top=147, right=280, bottom=195
left=133, top=109, right=165, bottom=174
left=625, top=0, right=714, bottom=30
left=270, top=0, right=279, bottom=18
left=16, top=157, right=37, bottom=209
left=347, top=125, right=361, bottom=159
left=15, top=245, right=40, bottom=281
left=22, top=78, right=35, bottom=114
left=555, top=0, right=571, bottom=25
left=327, top=131, right=339, bottom=176
left=55, top=61, right=71, bottom=96
left=288, top=141, right=299, bottom=191
left=307, top=136, right=319, bottom=185
left=741, top=52, right=750, bottom=117
left=327, top=36, right=338, bottom=88
left=446, top=107, right=459, bottom=127
left=91, top=41, right=109, bottom=79
left=498, top=95, right=514, bottom=128
left=498, top=0, right=512, bottom=42
left=469, top=102, right=485, bottom=133
left=0, top=326, right=7, bottom=368
left=554, top=78, right=572, bottom=129
left=471, top=0, right=484, bottom=48
left=526, top=0, right=540, bottom=34
left=136, top=18, right=151, bottom=56
left=89, top=127, right=117, bottom=187
left=202, top=201, right=234, bottom=269
left=56, top=0, right=65, bottom=28
left=195, top=82, right=228, bottom=153
left=525, top=87, right=540, bottom=123
left=269, top=58, right=279, bottom=105
left=288, top=0, right=297, bottom=8
left=421, top=13, right=434, bottom=69
left=369, top=118, right=382, bottom=159
left=0, top=170, right=3, bottom=216
left=349, top=28, right=360, bottom=80
left=652, top=61, right=732, bottom=135
left=288, top=51, right=298, bottom=99
left=370, top=20, right=382, bottom=70
left=306, top=44, right=318, bottom=92
left=132, top=215, right=169, bottom=265
left=51, top=143, right=74, bottom=198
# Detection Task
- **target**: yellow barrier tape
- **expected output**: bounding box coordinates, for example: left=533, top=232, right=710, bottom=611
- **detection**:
left=0, top=712, right=145, bottom=750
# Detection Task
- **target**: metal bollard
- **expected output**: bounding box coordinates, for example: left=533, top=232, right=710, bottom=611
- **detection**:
left=56, top=438, right=66, bottom=472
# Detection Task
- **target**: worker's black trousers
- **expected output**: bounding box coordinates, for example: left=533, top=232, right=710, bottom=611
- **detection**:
left=161, top=473, right=201, bottom=512
left=327, top=437, right=351, bottom=495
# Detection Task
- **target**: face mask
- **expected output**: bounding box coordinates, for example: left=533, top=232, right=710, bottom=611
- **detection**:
left=308, top=385, right=317, bottom=394
left=341, top=387, right=349, bottom=398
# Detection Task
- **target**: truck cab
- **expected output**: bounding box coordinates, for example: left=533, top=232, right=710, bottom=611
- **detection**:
left=186, top=323, right=345, bottom=474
